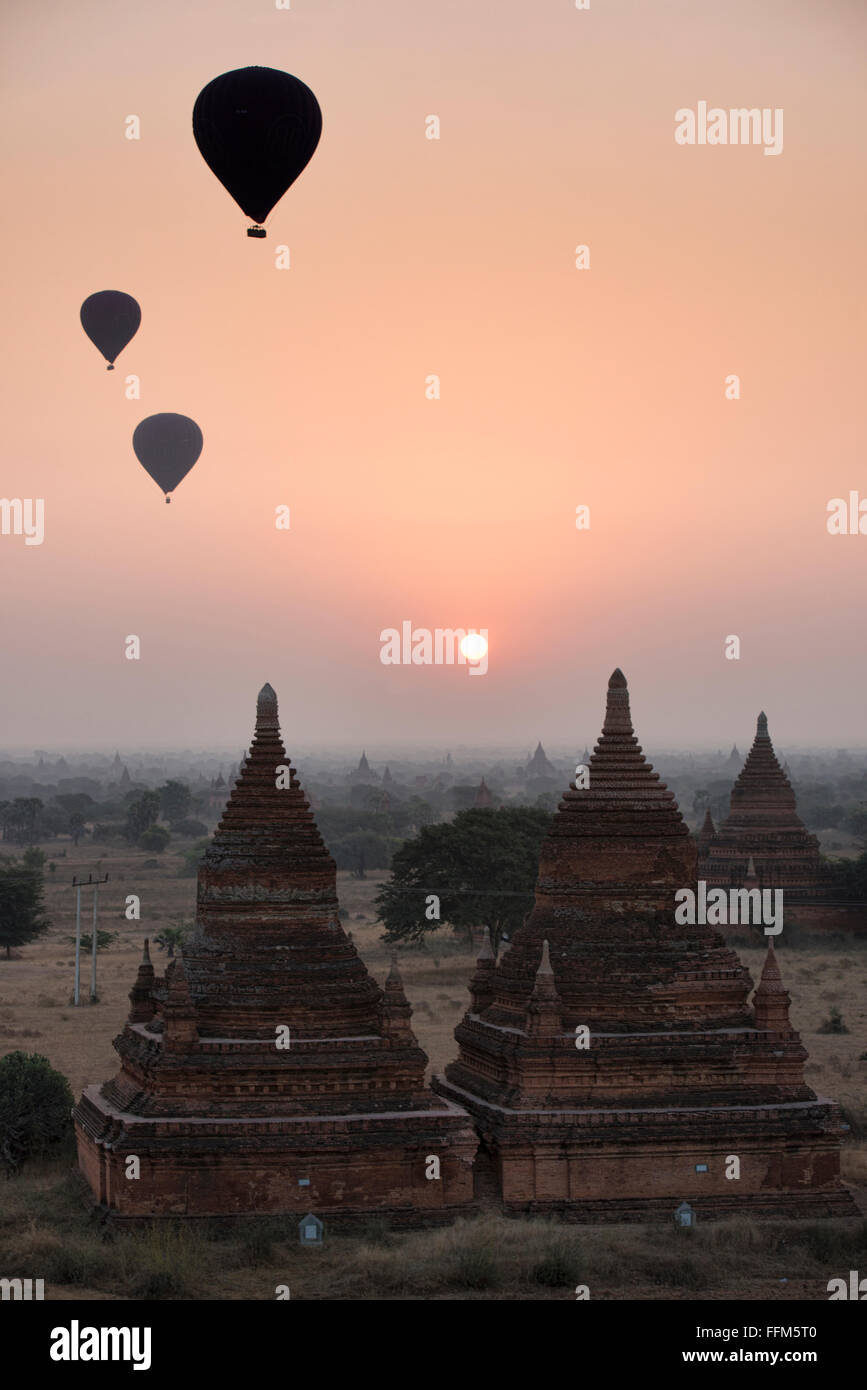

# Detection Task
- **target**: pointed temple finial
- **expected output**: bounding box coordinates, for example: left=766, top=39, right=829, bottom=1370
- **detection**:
left=256, top=683, right=279, bottom=733
left=757, top=711, right=769, bottom=737
left=699, top=808, right=716, bottom=841
left=168, top=953, right=188, bottom=989
left=761, top=934, right=780, bottom=973
left=603, top=668, right=634, bottom=736
left=753, top=935, right=792, bottom=1032
left=525, top=939, right=562, bottom=1037
left=382, top=951, right=416, bottom=1044
left=205, top=684, right=333, bottom=879
left=468, top=927, right=496, bottom=1014
left=128, top=936, right=156, bottom=1023
left=163, top=954, right=199, bottom=1053
left=477, top=926, right=495, bottom=962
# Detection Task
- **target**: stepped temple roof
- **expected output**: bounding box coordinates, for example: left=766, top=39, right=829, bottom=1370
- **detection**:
left=527, top=741, right=557, bottom=779
left=433, top=670, right=853, bottom=1220
left=350, top=749, right=379, bottom=784
left=726, top=744, right=742, bottom=768
left=75, top=685, right=476, bottom=1222
left=699, top=712, right=825, bottom=897
left=470, top=669, right=749, bottom=1032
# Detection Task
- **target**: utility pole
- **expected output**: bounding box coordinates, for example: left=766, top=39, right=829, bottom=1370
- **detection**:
left=71, top=871, right=109, bottom=1005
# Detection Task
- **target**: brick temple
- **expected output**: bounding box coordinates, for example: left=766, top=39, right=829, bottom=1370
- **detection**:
left=75, top=684, right=476, bottom=1222
left=433, top=670, right=854, bottom=1220
left=698, top=712, right=829, bottom=910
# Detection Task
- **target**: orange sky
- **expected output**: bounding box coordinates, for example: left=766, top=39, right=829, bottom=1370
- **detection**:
left=1, top=0, right=865, bottom=749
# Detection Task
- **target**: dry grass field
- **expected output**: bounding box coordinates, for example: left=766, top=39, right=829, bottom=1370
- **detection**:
left=1, top=838, right=866, bottom=1300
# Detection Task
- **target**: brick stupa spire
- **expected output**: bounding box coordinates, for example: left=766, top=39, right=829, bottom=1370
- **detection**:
left=698, top=710, right=827, bottom=905
left=434, top=669, right=853, bottom=1220
left=753, top=937, right=792, bottom=1033
left=75, top=684, right=476, bottom=1223
left=475, top=668, right=745, bottom=1030
left=186, top=682, right=382, bottom=1038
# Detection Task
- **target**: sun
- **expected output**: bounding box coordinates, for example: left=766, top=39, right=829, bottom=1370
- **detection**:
left=460, top=632, right=488, bottom=663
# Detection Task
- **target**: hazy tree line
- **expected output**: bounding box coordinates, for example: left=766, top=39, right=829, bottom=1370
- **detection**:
left=2, top=765, right=865, bottom=964
left=0, top=780, right=209, bottom=854
left=0, top=852, right=50, bottom=959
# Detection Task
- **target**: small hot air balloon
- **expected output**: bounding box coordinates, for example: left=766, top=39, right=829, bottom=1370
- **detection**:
left=192, top=65, right=322, bottom=237
left=80, top=291, right=141, bottom=370
left=133, top=414, right=203, bottom=504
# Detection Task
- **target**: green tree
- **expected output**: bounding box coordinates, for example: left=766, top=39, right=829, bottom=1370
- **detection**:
left=406, top=797, right=436, bottom=831
left=55, top=793, right=95, bottom=818
left=447, top=785, right=481, bottom=813
left=825, top=849, right=867, bottom=900
left=154, top=924, right=190, bottom=958
left=331, top=829, right=397, bottom=872
left=178, top=837, right=211, bottom=877
left=159, top=780, right=192, bottom=825
left=845, top=806, right=867, bottom=848
left=65, top=930, right=118, bottom=952
left=91, top=822, right=123, bottom=843
left=124, top=790, right=160, bottom=843
left=0, top=857, right=50, bottom=959
left=39, top=805, right=68, bottom=838
left=170, top=817, right=208, bottom=838
left=139, top=824, right=170, bottom=853
left=0, top=1051, right=74, bottom=1175
left=376, top=806, right=552, bottom=952
left=68, top=811, right=87, bottom=845
left=3, top=798, right=44, bottom=845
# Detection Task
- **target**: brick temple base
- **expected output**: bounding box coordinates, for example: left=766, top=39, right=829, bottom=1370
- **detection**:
left=435, top=1078, right=857, bottom=1221
left=76, top=1087, right=475, bottom=1225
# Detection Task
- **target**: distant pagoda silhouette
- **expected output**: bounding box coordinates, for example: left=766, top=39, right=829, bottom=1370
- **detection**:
left=75, top=685, right=476, bottom=1223
left=699, top=712, right=827, bottom=902
left=350, top=750, right=379, bottom=784
left=434, top=671, right=854, bottom=1220
left=527, top=741, right=557, bottom=780
left=473, top=777, right=495, bottom=808
left=726, top=743, right=743, bottom=771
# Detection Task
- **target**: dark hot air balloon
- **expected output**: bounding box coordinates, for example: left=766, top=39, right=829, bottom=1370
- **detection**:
left=80, top=291, right=141, bottom=370
left=192, top=65, right=322, bottom=236
left=133, top=414, right=203, bottom=504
